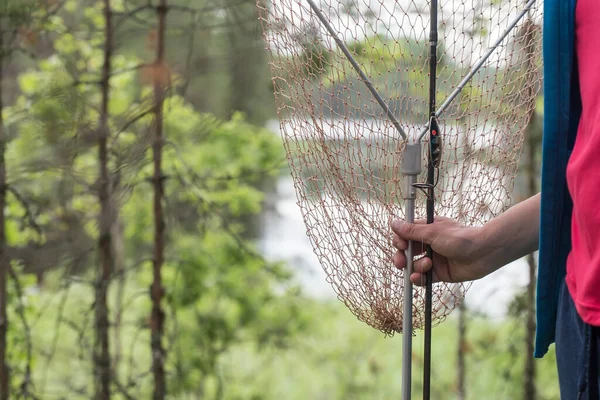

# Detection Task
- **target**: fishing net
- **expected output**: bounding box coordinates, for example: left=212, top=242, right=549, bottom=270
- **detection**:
left=257, top=0, right=542, bottom=335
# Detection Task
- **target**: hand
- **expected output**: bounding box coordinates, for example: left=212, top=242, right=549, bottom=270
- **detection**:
left=390, top=217, right=494, bottom=286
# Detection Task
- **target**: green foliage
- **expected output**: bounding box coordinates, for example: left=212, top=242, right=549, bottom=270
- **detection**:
left=213, top=301, right=561, bottom=400
left=0, top=2, right=552, bottom=400
left=0, top=0, right=36, bottom=22
left=16, top=284, right=560, bottom=400
left=5, top=264, right=38, bottom=396
left=300, top=41, right=332, bottom=78
left=120, top=108, right=294, bottom=396
left=112, top=0, right=274, bottom=125
left=0, top=0, right=38, bottom=28
left=2, top=3, right=298, bottom=397
left=0, top=0, right=52, bottom=61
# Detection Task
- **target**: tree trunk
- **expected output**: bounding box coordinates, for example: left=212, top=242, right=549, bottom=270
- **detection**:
left=524, top=252, right=537, bottom=400
left=95, top=1, right=114, bottom=399
left=523, top=111, right=538, bottom=400
left=523, top=122, right=538, bottom=400
left=522, top=16, right=539, bottom=400
left=455, top=88, right=471, bottom=400
left=457, top=302, right=466, bottom=400
left=151, top=1, right=168, bottom=399
left=111, top=215, right=125, bottom=372
left=0, top=38, right=10, bottom=400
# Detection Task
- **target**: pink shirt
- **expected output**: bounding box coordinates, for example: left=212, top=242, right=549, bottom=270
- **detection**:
left=565, top=0, right=600, bottom=326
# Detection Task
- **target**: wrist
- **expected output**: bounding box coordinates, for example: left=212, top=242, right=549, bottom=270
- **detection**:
left=466, top=223, right=504, bottom=277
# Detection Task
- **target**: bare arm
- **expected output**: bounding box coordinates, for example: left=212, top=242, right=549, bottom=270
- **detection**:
left=477, top=192, right=540, bottom=273
left=391, top=193, right=540, bottom=285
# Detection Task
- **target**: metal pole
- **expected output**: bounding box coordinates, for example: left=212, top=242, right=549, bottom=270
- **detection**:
left=424, top=0, right=439, bottom=395
left=417, top=0, right=537, bottom=142
left=401, top=143, right=421, bottom=400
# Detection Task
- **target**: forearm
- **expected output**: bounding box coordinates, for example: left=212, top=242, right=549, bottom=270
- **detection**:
left=478, top=193, right=540, bottom=273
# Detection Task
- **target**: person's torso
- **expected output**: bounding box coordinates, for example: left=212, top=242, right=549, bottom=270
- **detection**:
left=565, top=0, right=600, bottom=325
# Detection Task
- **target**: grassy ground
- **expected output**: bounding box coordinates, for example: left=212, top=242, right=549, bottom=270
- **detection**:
left=12, top=272, right=560, bottom=399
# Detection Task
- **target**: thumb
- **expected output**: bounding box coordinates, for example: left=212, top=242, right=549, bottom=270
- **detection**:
left=390, top=220, right=436, bottom=245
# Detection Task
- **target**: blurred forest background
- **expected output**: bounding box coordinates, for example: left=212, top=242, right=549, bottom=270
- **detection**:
left=0, top=0, right=557, bottom=399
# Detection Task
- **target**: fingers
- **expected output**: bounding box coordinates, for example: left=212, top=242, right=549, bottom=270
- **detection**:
left=391, top=219, right=447, bottom=286
left=390, top=219, right=437, bottom=246
left=392, top=236, right=428, bottom=256
left=392, top=234, right=407, bottom=250
left=393, top=251, right=433, bottom=272
left=393, top=249, right=406, bottom=269
left=410, top=257, right=438, bottom=286
left=393, top=253, right=437, bottom=286
left=410, top=271, right=439, bottom=286
left=392, top=235, right=428, bottom=255
left=414, top=256, right=433, bottom=274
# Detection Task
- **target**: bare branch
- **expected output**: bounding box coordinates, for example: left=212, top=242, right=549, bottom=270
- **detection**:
left=6, top=186, right=43, bottom=237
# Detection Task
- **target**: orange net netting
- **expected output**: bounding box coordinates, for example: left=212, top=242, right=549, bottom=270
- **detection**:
left=257, top=0, right=542, bottom=335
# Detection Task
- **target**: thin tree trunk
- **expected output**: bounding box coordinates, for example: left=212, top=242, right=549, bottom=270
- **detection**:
left=0, top=38, right=10, bottom=400
left=522, top=15, right=539, bottom=400
left=111, top=216, right=125, bottom=372
left=455, top=86, right=471, bottom=400
left=525, top=251, right=537, bottom=400
left=151, top=1, right=168, bottom=398
left=523, top=103, right=538, bottom=400
left=523, top=128, right=538, bottom=399
left=95, top=1, right=114, bottom=399
left=456, top=154, right=468, bottom=400
left=457, top=302, right=466, bottom=400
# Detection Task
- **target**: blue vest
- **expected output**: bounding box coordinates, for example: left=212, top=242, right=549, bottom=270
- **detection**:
left=535, top=0, right=581, bottom=358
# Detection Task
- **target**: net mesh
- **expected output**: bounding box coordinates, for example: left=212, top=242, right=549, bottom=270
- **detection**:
left=257, top=0, right=542, bottom=335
